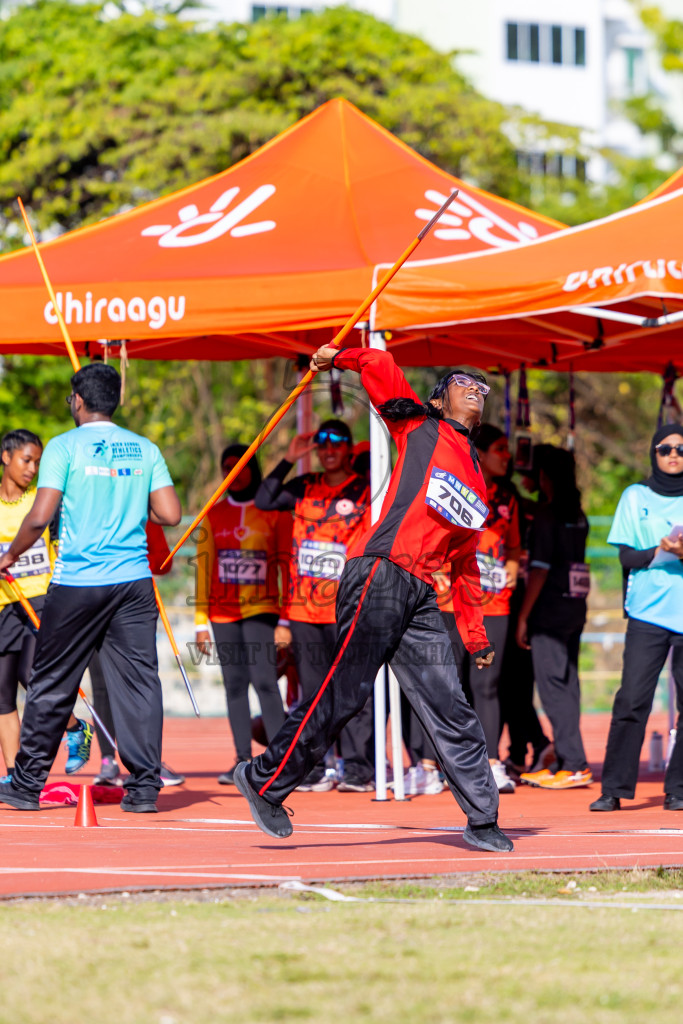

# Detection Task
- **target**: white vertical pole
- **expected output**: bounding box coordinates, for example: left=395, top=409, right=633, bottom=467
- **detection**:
left=373, top=665, right=388, bottom=801
left=368, top=331, right=402, bottom=799
left=388, top=667, right=406, bottom=800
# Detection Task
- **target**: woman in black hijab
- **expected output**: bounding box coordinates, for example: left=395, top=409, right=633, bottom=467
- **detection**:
left=590, top=423, right=683, bottom=812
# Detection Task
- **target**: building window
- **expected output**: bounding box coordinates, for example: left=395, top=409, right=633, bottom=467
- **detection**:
left=251, top=4, right=302, bottom=19
left=517, top=151, right=586, bottom=182
left=529, top=24, right=540, bottom=62
left=506, top=23, right=587, bottom=66
left=624, top=46, right=645, bottom=93
left=575, top=28, right=586, bottom=66
left=507, top=22, right=518, bottom=61
left=551, top=25, right=562, bottom=64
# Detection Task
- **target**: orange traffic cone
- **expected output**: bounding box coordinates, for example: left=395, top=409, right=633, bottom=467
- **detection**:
left=74, top=785, right=98, bottom=827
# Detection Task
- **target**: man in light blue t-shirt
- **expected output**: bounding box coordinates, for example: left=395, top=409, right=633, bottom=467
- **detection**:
left=0, top=363, right=181, bottom=812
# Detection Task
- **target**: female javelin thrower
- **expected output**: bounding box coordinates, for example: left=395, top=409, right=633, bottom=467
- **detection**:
left=235, top=345, right=514, bottom=854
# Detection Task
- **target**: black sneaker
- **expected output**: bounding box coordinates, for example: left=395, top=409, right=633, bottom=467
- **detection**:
left=217, top=759, right=249, bottom=786
left=463, top=822, right=514, bottom=853
left=93, top=756, right=124, bottom=787
left=233, top=761, right=293, bottom=839
left=120, top=794, right=158, bottom=813
left=160, top=762, right=185, bottom=787
left=664, top=794, right=683, bottom=810
left=590, top=794, right=621, bottom=812
left=0, top=780, right=40, bottom=811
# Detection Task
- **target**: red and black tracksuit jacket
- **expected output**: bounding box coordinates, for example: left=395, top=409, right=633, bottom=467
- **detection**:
left=337, top=347, right=491, bottom=657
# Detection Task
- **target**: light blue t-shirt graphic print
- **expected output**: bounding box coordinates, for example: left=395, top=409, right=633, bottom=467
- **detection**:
left=608, top=483, right=683, bottom=633
left=38, top=421, right=174, bottom=586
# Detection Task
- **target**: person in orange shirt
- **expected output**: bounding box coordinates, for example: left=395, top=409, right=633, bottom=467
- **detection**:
left=439, top=424, right=521, bottom=794
left=195, top=445, right=289, bottom=784
left=255, top=420, right=372, bottom=792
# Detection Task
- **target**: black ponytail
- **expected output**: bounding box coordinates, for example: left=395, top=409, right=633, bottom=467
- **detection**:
left=378, top=399, right=443, bottom=422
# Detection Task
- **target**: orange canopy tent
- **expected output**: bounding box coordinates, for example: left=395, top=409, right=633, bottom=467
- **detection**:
left=639, top=163, right=683, bottom=203
left=0, top=99, right=562, bottom=362
left=373, top=187, right=683, bottom=373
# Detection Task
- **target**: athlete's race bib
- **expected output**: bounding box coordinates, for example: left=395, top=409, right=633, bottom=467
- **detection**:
left=0, top=538, right=50, bottom=579
left=297, top=539, right=346, bottom=580
left=217, top=548, right=267, bottom=586
left=476, top=552, right=507, bottom=593
left=566, top=562, right=590, bottom=599
left=425, top=468, right=489, bottom=530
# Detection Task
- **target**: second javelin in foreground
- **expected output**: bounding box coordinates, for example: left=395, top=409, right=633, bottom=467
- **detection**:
left=235, top=345, right=513, bottom=854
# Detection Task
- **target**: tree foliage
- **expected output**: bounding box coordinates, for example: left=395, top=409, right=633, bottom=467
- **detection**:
left=0, top=0, right=544, bottom=237
left=0, top=1, right=679, bottom=512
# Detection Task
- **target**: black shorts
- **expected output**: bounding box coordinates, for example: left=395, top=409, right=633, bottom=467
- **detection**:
left=0, top=596, right=45, bottom=656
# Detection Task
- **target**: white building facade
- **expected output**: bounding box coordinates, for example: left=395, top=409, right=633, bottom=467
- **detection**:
left=203, top=0, right=683, bottom=181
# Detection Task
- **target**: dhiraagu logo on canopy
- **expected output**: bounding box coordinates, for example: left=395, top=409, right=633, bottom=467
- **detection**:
left=416, top=189, right=540, bottom=249
left=44, top=291, right=185, bottom=330
left=140, top=185, right=277, bottom=247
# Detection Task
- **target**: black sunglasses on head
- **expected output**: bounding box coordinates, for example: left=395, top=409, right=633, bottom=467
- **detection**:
left=656, top=443, right=683, bottom=457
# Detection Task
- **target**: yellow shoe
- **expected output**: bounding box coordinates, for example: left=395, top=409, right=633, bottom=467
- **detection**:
left=519, top=768, right=554, bottom=787
left=537, top=769, right=593, bottom=790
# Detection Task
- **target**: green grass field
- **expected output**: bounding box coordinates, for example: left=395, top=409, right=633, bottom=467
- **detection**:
left=2, top=870, right=683, bottom=1024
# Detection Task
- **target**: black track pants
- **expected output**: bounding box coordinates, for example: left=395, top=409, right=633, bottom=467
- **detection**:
left=601, top=617, right=683, bottom=799
left=13, top=579, right=163, bottom=801
left=212, top=616, right=285, bottom=763
left=531, top=629, right=587, bottom=772
left=249, top=557, right=499, bottom=825
left=290, top=619, right=375, bottom=783
left=89, top=649, right=117, bottom=759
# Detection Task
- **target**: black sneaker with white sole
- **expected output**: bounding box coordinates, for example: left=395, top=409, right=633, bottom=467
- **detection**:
left=0, top=780, right=40, bottom=810
left=120, top=794, right=158, bottom=813
left=463, top=822, right=514, bottom=853
left=234, top=761, right=293, bottom=839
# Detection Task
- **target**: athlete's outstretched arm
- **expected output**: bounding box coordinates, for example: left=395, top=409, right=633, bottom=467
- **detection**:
left=311, top=346, right=419, bottom=422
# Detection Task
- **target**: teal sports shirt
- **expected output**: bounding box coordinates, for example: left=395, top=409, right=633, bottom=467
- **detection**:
left=608, top=483, right=683, bottom=633
left=37, top=421, right=174, bottom=586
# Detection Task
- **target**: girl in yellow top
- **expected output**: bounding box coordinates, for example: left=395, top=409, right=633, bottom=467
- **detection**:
left=0, top=430, right=90, bottom=782
left=195, top=444, right=290, bottom=783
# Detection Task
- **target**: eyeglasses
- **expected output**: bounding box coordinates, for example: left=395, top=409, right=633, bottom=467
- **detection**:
left=65, top=394, right=75, bottom=406
left=446, top=374, right=491, bottom=397
left=656, top=443, right=683, bottom=457
left=314, top=430, right=349, bottom=446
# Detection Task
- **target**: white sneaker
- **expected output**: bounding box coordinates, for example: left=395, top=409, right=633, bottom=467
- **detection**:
left=415, top=767, right=444, bottom=795
left=402, top=765, right=420, bottom=795
left=491, top=759, right=516, bottom=793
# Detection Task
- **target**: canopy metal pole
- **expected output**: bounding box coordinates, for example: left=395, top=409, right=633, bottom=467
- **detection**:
left=368, top=330, right=406, bottom=799
left=373, top=665, right=388, bottom=801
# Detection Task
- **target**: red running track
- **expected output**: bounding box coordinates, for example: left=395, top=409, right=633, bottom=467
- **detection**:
left=1, top=714, right=682, bottom=899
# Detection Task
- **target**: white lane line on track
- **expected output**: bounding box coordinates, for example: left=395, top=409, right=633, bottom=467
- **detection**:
left=3, top=851, right=683, bottom=879
left=0, top=868, right=304, bottom=881
left=2, top=817, right=683, bottom=841
left=174, top=819, right=396, bottom=829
